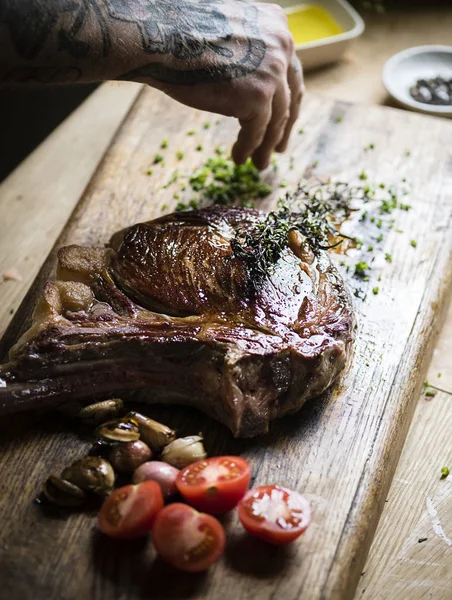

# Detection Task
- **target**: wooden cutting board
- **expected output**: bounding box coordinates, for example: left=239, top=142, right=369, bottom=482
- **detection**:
left=0, top=88, right=451, bottom=600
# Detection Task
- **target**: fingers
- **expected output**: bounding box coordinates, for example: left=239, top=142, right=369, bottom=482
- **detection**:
left=275, top=56, right=304, bottom=153
left=232, top=99, right=272, bottom=165
left=251, top=83, right=291, bottom=170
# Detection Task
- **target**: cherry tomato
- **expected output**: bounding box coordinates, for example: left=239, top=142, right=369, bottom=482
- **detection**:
left=152, top=503, right=226, bottom=572
left=98, top=480, right=163, bottom=539
left=176, top=456, right=251, bottom=514
left=238, top=485, right=311, bottom=544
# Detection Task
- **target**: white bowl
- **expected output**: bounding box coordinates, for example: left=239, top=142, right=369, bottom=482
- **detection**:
left=266, top=0, right=365, bottom=70
left=383, top=45, right=452, bottom=118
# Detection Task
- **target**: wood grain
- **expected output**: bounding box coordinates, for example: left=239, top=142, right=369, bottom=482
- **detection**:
left=0, top=88, right=451, bottom=600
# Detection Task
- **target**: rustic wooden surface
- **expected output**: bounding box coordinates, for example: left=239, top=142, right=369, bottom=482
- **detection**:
left=0, top=84, right=451, bottom=600
left=1, top=10, right=452, bottom=600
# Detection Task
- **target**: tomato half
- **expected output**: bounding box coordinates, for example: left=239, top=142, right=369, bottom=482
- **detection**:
left=98, top=480, right=163, bottom=539
left=176, top=456, right=251, bottom=514
left=238, top=485, right=311, bottom=544
left=152, top=503, right=226, bottom=572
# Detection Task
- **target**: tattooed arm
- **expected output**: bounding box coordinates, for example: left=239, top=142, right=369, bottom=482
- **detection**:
left=0, top=0, right=303, bottom=169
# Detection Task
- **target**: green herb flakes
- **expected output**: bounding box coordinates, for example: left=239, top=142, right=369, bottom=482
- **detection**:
left=176, top=150, right=184, bottom=161
left=335, top=115, right=344, bottom=123
left=410, top=240, right=417, bottom=248
left=298, top=128, right=304, bottom=135
left=441, top=467, right=450, bottom=479
left=160, top=139, right=168, bottom=149
left=146, top=169, right=153, bottom=176
left=196, top=145, right=203, bottom=152
left=367, top=245, right=374, bottom=252
left=385, top=253, right=392, bottom=263
left=279, top=179, right=288, bottom=188
left=372, top=287, right=379, bottom=295
left=153, top=154, right=164, bottom=165
left=425, top=390, right=436, bottom=398
left=355, top=261, right=369, bottom=274
left=203, top=122, right=211, bottom=130
left=376, top=233, right=383, bottom=243
left=359, top=170, right=368, bottom=181
left=187, top=129, right=196, bottom=136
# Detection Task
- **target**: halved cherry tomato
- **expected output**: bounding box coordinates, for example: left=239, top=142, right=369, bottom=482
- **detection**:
left=98, top=480, right=163, bottom=539
left=152, top=503, right=226, bottom=572
left=176, top=455, right=251, bottom=514
left=238, top=485, right=311, bottom=544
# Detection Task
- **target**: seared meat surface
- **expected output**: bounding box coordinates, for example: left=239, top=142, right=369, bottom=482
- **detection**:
left=0, top=207, right=354, bottom=437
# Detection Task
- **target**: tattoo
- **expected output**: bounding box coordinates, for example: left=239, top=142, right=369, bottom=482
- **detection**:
left=0, top=0, right=110, bottom=61
left=113, top=0, right=265, bottom=85
left=0, top=0, right=265, bottom=86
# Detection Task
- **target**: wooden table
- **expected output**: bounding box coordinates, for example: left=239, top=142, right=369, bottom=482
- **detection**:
left=0, top=10, right=451, bottom=600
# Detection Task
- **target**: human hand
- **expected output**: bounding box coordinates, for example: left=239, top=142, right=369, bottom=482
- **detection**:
left=119, top=0, right=304, bottom=170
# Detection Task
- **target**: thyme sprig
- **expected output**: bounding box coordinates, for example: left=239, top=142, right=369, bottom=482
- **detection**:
left=231, top=180, right=369, bottom=281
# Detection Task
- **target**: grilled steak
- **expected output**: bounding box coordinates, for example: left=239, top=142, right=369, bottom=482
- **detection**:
left=0, top=206, right=354, bottom=437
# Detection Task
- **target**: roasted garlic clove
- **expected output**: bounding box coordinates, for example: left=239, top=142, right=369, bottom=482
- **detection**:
left=61, top=456, right=115, bottom=496
left=109, top=440, right=152, bottom=474
left=161, top=435, right=207, bottom=469
left=42, top=475, right=87, bottom=508
left=77, top=398, right=124, bottom=425
left=96, top=417, right=140, bottom=443
left=125, top=412, right=176, bottom=451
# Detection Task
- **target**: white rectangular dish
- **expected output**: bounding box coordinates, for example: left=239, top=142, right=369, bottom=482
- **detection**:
left=262, top=0, right=365, bottom=70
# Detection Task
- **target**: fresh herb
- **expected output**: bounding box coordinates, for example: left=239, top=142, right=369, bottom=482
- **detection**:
left=187, top=129, right=196, bottom=136
left=203, top=122, right=211, bottom=130
left=187, top=156, right=271, bottom=207
left=161, top=203, right=168, bottom=211
left=196, top=145, right=203, bottom=152
left=163, top=170, right=179, bottom=188
left=441, top=467, right=450, bottom=479
left=298, top=128, right=304, bottom=135
left=215, top=145, right=225, bottom=156
left=146, top=169, right=153, bottom=176
left=367, top=245, right=374, bottom=252
left=160, top=139, right=168, bottom=149
left=372, top=287, right=379, bottom=295
left=379, top=183, right=386, bottom=189
left=399, top=203, right=412, bottom=211
left=180, top=183, right=187, bottom=191
left=363, top=276, right=370, bottom=282
left=176, top=150, right=184, bottom=161
left=410, top=240, right=417, bottom=248
left=364, top=143, right=375, bottom=152
left=376, top=233, right=383, bottom=242
left=355, top=261, right=369, bottom=274
left=173, top=193, right=180, bottom=200
left=153, top=154, right=164, bottom=165
left=376, top=219, right=383, bottom=229
left=335, top=115, right=344, bottom=123
left=425, top=390, right=436, bottom=398
left=385, top=253, right=392, bottom=263
left=176, top=201, right=189, bottom=211
left=359, top=170, right=368, bottom=181
left=230, top=180, right=365, bottom=282
left=9, top=308, right=14, bottom=314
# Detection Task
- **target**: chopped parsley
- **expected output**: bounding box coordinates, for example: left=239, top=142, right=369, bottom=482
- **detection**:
left=335, top=115, right=344, bottom=123
left=196, top=145, right=203, bottom=152
left=161, top=203, right=168, bottom=211
left=384, top=253, right=392, bottom=263
left=146, top=169, right=153, bottom=176
left=441, top=467, right=450, bottom=479
left=160, top=139, right=168, bottom=149
left=298, top=128, right=304, bottom=135
left=203, top=122, right=211, bottom=130
left=367, top=245, right=374, bottom=252
left=176, top=150, right=184, bottom=161
left=153, top=154, right=164, bottom=164
left=425, top=390, right=436, bottom=398
left=376, top=233, right=384, bottom=243
left=372, top=287, right=379, bottom=295
left=187, top=129, right=196, bottom=136
left=355, top=261, right=369, bottom=274
left=359, top=170, right=368, bottom=181
left=410, top=240, right=417, bottom=248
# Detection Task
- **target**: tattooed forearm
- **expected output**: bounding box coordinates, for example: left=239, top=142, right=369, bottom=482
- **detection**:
left=0, top=0, right=265, bottom=85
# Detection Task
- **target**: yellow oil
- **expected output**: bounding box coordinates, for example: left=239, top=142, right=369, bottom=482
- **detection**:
left=286, top=4, right=343, bottom=45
